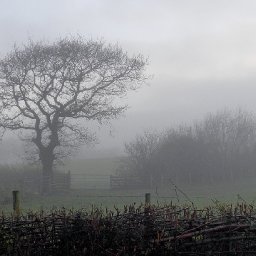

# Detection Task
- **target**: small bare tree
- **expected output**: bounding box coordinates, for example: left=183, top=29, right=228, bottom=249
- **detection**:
left=0, top=37, right=147, bottom=194
left=121, top=131, right=162, bottom=186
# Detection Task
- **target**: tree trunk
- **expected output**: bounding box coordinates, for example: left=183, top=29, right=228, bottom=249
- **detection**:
left=40, top=153, right=54, bottom=195
left=42, top=164, right=53, bottom=195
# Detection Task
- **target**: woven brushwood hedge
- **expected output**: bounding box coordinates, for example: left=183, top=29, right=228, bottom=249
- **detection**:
left=1, top=203, right=256, bottom=255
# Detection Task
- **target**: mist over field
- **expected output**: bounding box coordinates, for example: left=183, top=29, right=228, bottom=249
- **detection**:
left=0, top=0, right=256, bottom=204
left=1, top=0, right=256, bottom=164
left=2, top=2, right=256, bottom=255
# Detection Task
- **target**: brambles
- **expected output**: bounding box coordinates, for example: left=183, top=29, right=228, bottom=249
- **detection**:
left=0, top=203, right=256, bottom=255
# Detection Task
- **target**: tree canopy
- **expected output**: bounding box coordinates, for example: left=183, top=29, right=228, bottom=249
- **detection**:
left=0, top=37, right=147, bottom=193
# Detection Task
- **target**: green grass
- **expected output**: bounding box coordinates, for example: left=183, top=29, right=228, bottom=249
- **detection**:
left=2, top=176, right=256, bottom=213
left=1, top=157, right=256, bottom=213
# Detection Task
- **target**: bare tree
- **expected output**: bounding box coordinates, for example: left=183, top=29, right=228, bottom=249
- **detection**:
left=195, top=109, right=256, bottom=181
left=119, top=131, right=162, bottom=186
left=0, top=37, right=147, bottom=194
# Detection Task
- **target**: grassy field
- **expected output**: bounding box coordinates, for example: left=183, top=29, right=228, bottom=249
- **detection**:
left=2, top=177, right=256, bottom=213
left=1, top=157, right=256, bottom=213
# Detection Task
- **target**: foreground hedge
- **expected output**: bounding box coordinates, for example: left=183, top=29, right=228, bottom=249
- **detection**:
left=1, top=203, right=256, bottom=255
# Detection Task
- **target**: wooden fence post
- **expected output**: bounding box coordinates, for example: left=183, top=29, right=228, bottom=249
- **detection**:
left=12, top=190, right=20, bottom=216
left=145, top=193, right=151, bottom=206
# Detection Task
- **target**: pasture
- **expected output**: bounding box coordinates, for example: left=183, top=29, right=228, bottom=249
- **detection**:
left=1, top=157, right=256, bottom=213
left=2, top=157, right=256, bottom=255
left=1, top=179, right=256, bottom=213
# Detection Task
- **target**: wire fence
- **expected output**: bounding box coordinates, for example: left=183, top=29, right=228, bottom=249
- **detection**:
left=0, top=170, right=219, bottom=209
left=70, top=173, right=110, bottom=189
left=20, top=172, right=164, bottom=190
left=0, top=171, right=242, bottom=212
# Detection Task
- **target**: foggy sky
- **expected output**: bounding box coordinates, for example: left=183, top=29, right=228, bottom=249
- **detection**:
left=1, top=0, right=256, bottom=160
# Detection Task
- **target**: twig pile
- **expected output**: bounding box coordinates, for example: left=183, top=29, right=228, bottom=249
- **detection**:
left=1, top=203, right=256, bottom=255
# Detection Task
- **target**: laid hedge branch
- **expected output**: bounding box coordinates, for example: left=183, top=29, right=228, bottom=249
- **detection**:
left=1, top=203, right=256, bottom=255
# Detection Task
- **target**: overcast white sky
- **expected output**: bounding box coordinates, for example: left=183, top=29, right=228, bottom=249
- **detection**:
left=1, top=0, right=256, bottom=159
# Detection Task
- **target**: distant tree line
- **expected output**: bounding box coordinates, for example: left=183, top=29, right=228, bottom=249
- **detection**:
left=118, top=109, right=256, bottom=187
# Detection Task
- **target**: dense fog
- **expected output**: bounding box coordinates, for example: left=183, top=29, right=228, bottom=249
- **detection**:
left=2, top=3, right=256, bottom=255
left=0, top=0, right=256, bottom=161
left=1, top=0, right=256, bottom=163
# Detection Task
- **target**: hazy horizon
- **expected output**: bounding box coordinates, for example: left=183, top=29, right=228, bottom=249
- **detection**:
left=1, top=0, right=256, bottom=163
